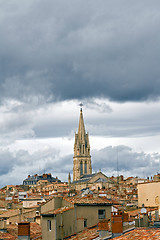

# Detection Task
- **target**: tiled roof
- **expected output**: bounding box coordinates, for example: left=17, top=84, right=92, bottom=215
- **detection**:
left=25, top=195, right=42, bottom=200
left=7, top=222, right=42, bottom=240
left=7, top=224, right=18, bottom=239
left=72, top=174, right=96, bottom=184
left=0, top=231, right=16, bottom=240
left=95, top=178, right=108, bottom=183
left=127, top=207, right=158, bottom=218
left=114, top=228, right=160, bottom=239
left=0, top=208, right=36, bottom=218
left=66, top=225, right=99, bottom=240
left=80, top=174, right=96, bottom=179
left=63, top=196, right=115, bottom=205
left=30, top=222, right=42, bottom=240
left=43, top=206, right=74, bottom=215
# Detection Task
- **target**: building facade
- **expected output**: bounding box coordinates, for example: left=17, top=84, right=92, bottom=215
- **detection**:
left=23, top=173, right=60, bottom=187
left=41, top=196, right=113, bottom=240
left=138, top=181, right=160, bottom=208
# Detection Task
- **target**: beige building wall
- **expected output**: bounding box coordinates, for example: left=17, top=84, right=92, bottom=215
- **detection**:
left=138, top=181, right=160, bottom=207
left=23, top=199, right=44, bottom=208
left=41, top=197, right=62, bottom=214
left=42, top=216, right=56, bottom=240
left=71, top=182, right=87, bottom=191
left=76, top=205, right=111, bottom=232
left=42, top=209, right=75, bottom=240
left=41, top=204, right=112, bottom=240
left=56, top=208, right=75, bottom=239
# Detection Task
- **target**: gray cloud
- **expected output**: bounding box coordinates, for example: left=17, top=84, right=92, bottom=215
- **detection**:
left=0, top=146, right=73, bottom=187
left=0, top=1, right=160, bottom=103
left=0, top=98, right=160, bottom=142
left=0, top=144, right=160, bottom=187
left=92, top=145, right=159, bottom=178
left=0, top=147, right=64, bottom=187
left=0, top=150, right=16, bottom=175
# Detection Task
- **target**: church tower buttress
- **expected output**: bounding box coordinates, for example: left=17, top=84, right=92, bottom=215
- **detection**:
left=73, top=108, right=92, bottom=181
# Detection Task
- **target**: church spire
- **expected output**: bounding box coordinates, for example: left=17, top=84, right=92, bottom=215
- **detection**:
left=73, top=108, right=92, bottom=181
left=78, top=108, right=86, bottom=143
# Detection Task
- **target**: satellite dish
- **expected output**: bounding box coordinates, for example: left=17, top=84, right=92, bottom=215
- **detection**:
left=141, top=207, right=147, bottom=214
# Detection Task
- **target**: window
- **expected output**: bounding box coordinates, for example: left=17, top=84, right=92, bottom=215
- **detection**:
left=47, top=220, right=51, bottom=231
left=98, top=209, right=105, bottom=219
left=85, top=161, right=87, bottom=174
left=83, top=145, right=85, bottom=154
left=80, top=161, right=83, bottom=175
left=84, top=219, right=87, bottom=228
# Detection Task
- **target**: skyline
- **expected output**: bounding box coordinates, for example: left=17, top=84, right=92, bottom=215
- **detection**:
left=0, top=1, right=160, bottom=186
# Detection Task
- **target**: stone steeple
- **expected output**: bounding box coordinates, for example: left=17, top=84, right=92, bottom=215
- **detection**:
left=73, top=108, right=92, bottom=181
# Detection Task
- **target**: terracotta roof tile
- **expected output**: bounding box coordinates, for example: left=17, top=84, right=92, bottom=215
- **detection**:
left=30, top=222, right=42, bottom=239
left=67, top=226, right=99, bottom=240
left=63, top=196, right=116, bottom=205
left=0, top=208, right=36, bottom=218
left=43, top=206, right=74, bottom=215
left=114, top=228, right=160, bottom=239
left=7, top=222, right=42, bottom=240
left=0, top=231, right=16, bottom=240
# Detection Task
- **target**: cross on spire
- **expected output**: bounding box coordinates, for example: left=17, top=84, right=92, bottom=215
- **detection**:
left=79, top=103, right=83, bottom=111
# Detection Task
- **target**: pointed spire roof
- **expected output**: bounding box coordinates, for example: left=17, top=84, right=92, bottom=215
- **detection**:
left=78, top=108, right=86, bottom=140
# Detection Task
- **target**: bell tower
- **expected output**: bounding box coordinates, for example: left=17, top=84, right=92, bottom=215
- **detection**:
left=73, top=108, right=92, bottom=181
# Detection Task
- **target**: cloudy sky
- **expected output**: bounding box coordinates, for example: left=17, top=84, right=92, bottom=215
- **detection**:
left=0, top=0, right=160, bottom=186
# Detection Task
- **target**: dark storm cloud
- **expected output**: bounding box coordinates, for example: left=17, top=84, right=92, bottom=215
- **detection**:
left=44, top=154, right=73, bottom=174
left=0, top=0, right=160, bottom=103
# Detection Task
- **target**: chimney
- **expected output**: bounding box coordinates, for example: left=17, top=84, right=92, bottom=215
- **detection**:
left=43, top=174, right=47, bottom=178
left=18, top=222, right=30, bottom=240
left=19, top=208, right=22, bottom=222
left=0, top=218, right=7, bottom=232
left=111, top=212, right=123, bottom=235
left=48, top=173, right=51, bottom=178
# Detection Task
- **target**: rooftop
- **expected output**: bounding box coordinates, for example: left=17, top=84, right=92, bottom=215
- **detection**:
left=114, top=228, right=160, bottom=239
left=42, top=206, right=74, bottom=215
left=66, top=225, right=99, bottom=240
left=7, top=222, right=42, bottom=240
left=63, top=196, right=116, bottom=205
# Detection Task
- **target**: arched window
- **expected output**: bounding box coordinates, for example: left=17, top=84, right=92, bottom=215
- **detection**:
left=80, top=161, right=83, bottom=175
left=83, top=145, right=85, bottom=154
left=85, top=161, right=87, bottom=174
